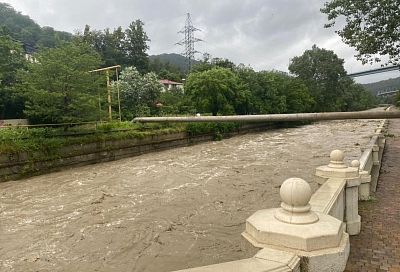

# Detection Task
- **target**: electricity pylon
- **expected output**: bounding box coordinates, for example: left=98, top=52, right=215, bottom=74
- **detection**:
left=176, top=13, right=203, bottom=72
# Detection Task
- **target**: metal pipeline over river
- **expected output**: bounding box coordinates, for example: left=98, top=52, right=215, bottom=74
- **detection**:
left=134, top=110, right=400, bottom=123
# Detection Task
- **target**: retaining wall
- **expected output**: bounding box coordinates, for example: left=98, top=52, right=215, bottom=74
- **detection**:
left=0, top=124, right=274, bottom=182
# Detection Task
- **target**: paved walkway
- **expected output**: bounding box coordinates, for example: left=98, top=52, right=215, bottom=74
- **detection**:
left=345, top=119, right=400, bottom=272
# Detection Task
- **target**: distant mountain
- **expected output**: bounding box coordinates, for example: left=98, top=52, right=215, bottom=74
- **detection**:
left=149, top=53, right=200, bottom=73
left=362, top=77, right=400, bottom=96
left=0, top=2, right=72, bottom=52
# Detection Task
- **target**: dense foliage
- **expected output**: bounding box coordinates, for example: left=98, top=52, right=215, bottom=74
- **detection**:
left=0, top=121, right=185, bottom=154
left=113, top=67, right=163, bottom=119
left=77, top=20, right=150, bottom=73
left=289, top=45, right=376, bottom=112
left=17, top=42, right=102, bottom=124
left=185, top=68, right=249, bottom=115
left=321, top=0, right=400, bottom=65
left=0, top=3, right=72, bottom=50
left=0, top=28, right=26, bottom=119
left=237, top=68, right=314, bottom=114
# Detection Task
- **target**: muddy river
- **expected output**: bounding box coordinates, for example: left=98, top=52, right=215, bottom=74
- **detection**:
left=0, top=118, right=381, bottom=272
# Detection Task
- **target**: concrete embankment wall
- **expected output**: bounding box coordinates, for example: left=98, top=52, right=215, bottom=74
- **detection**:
left=0, top=124, right=274, bottom=182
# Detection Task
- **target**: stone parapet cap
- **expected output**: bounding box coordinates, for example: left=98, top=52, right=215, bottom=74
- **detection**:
left=315, top=150, right=360, bottom=185
left=315, top=165, right=359, bottom=183
left=244, top=208, right=344, bottom=252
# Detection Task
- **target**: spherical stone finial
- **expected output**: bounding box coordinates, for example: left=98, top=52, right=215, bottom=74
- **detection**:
left=330, top=150, right=344, bottom=162
left=280, top=178, right=312, bottom=207
left=351, top=160, right=360, bottom=169
left=275, top=178, right=319, bottom=225
left=328, top=149, right=347, bottom=168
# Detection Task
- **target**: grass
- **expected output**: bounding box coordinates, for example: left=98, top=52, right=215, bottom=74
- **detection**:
left=0, top=121, right=242, bottom=155
left=0, top=121, right=187, bottom=155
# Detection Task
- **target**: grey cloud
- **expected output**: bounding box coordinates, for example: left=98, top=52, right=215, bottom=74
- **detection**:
left=3, top=0, right=399, bottom=81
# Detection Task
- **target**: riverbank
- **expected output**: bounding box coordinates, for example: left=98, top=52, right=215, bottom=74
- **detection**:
left=0, top=122, right=278, bottom=182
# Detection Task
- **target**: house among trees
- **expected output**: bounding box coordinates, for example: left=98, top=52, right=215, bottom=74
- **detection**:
left=159, top=79, right=184, bottom=92
left=22, top=43, right=36, bottom=62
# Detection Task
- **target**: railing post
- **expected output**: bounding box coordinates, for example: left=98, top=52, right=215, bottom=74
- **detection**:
left=243, top=177, right=349, bottom=272
left=359, top=169, right=372, bottom=200
left=315, top=150, right=361, bottom=235
left=346, top=160, right=362, bottom=235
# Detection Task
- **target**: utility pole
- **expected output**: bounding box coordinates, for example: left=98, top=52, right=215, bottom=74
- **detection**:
left=89, top=65, right=122, bottom=122
left=106, top=70, right=112, bottom=121
left=176, top=13, right=203, bottom=72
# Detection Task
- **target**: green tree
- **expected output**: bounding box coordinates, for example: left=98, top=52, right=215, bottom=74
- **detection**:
left=124, top=20, right=150, bottom=73
left=185, top=68, right=250, bottom=116
left=321, top=0, right=400, bottom=65
left=341, top=78, right=377, bottom=111
left=289, top=45, right=348, bottom=112
left=0, top=28, right=26, bottom=119
left=114, top=67, right=162, bottom=119
left=158, top=88, right=194, bottom=115
left=236, top=68, right=287, bottom=114
left=17, top=42, right=102, bottom=124
left=78, top=21, right=150, bottom=72
left=283, top=78, right=315, bottom=113
left=192, top=54, right=237, bottom=73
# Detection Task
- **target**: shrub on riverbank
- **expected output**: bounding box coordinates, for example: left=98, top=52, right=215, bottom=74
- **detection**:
left=0, top=121, right=246, bottom=154
left=0, top=122, right=186, bottom=154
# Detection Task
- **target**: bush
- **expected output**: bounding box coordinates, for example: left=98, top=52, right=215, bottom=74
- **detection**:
left=186, top=122, right=240, bottom=139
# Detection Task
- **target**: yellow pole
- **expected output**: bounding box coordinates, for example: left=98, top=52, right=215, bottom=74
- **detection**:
left=106, top=70, right=112, bottom=121
left=116, top=67, right=122, bottom=122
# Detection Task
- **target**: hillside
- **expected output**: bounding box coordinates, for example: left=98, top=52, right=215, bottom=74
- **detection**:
left=150, top=53, right=199, bottom=73
left=0, top=2, right=72, bottom=52
left=363, top=76, right=400, bottom=95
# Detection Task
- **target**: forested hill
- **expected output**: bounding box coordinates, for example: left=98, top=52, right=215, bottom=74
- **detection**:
left=150, top=53, right=199, bottom=73
left=363, top=77, right=400, bottom=95
left=0, top=2, right=72, bottom=51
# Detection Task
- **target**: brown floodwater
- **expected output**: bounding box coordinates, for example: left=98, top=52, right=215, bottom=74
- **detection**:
left=0, top=118, right=381, bottom=272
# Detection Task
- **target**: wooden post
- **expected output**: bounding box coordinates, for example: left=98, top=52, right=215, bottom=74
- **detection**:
left=116, top=67, right=122, bottom=122
left=106, top=70, right=112, bottom=121
left=89, top=65, right=121, bottom=122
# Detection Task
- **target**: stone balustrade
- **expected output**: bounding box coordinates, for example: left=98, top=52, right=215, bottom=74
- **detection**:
left=171, top=119, right=388, bottom=272
left=359, top=119, right=387, bottom=195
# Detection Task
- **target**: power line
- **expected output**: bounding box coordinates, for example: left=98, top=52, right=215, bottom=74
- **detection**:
left=176, top=13, right=202, bottom=72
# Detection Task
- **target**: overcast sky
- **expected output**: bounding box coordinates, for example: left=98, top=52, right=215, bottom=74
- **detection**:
left=3, top=0, right=399, bottom=83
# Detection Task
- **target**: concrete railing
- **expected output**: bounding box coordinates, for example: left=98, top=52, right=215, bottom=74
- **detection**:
left=172, top=120, right=388, bottom=272
left=358, top=119, right=387, bottom=197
